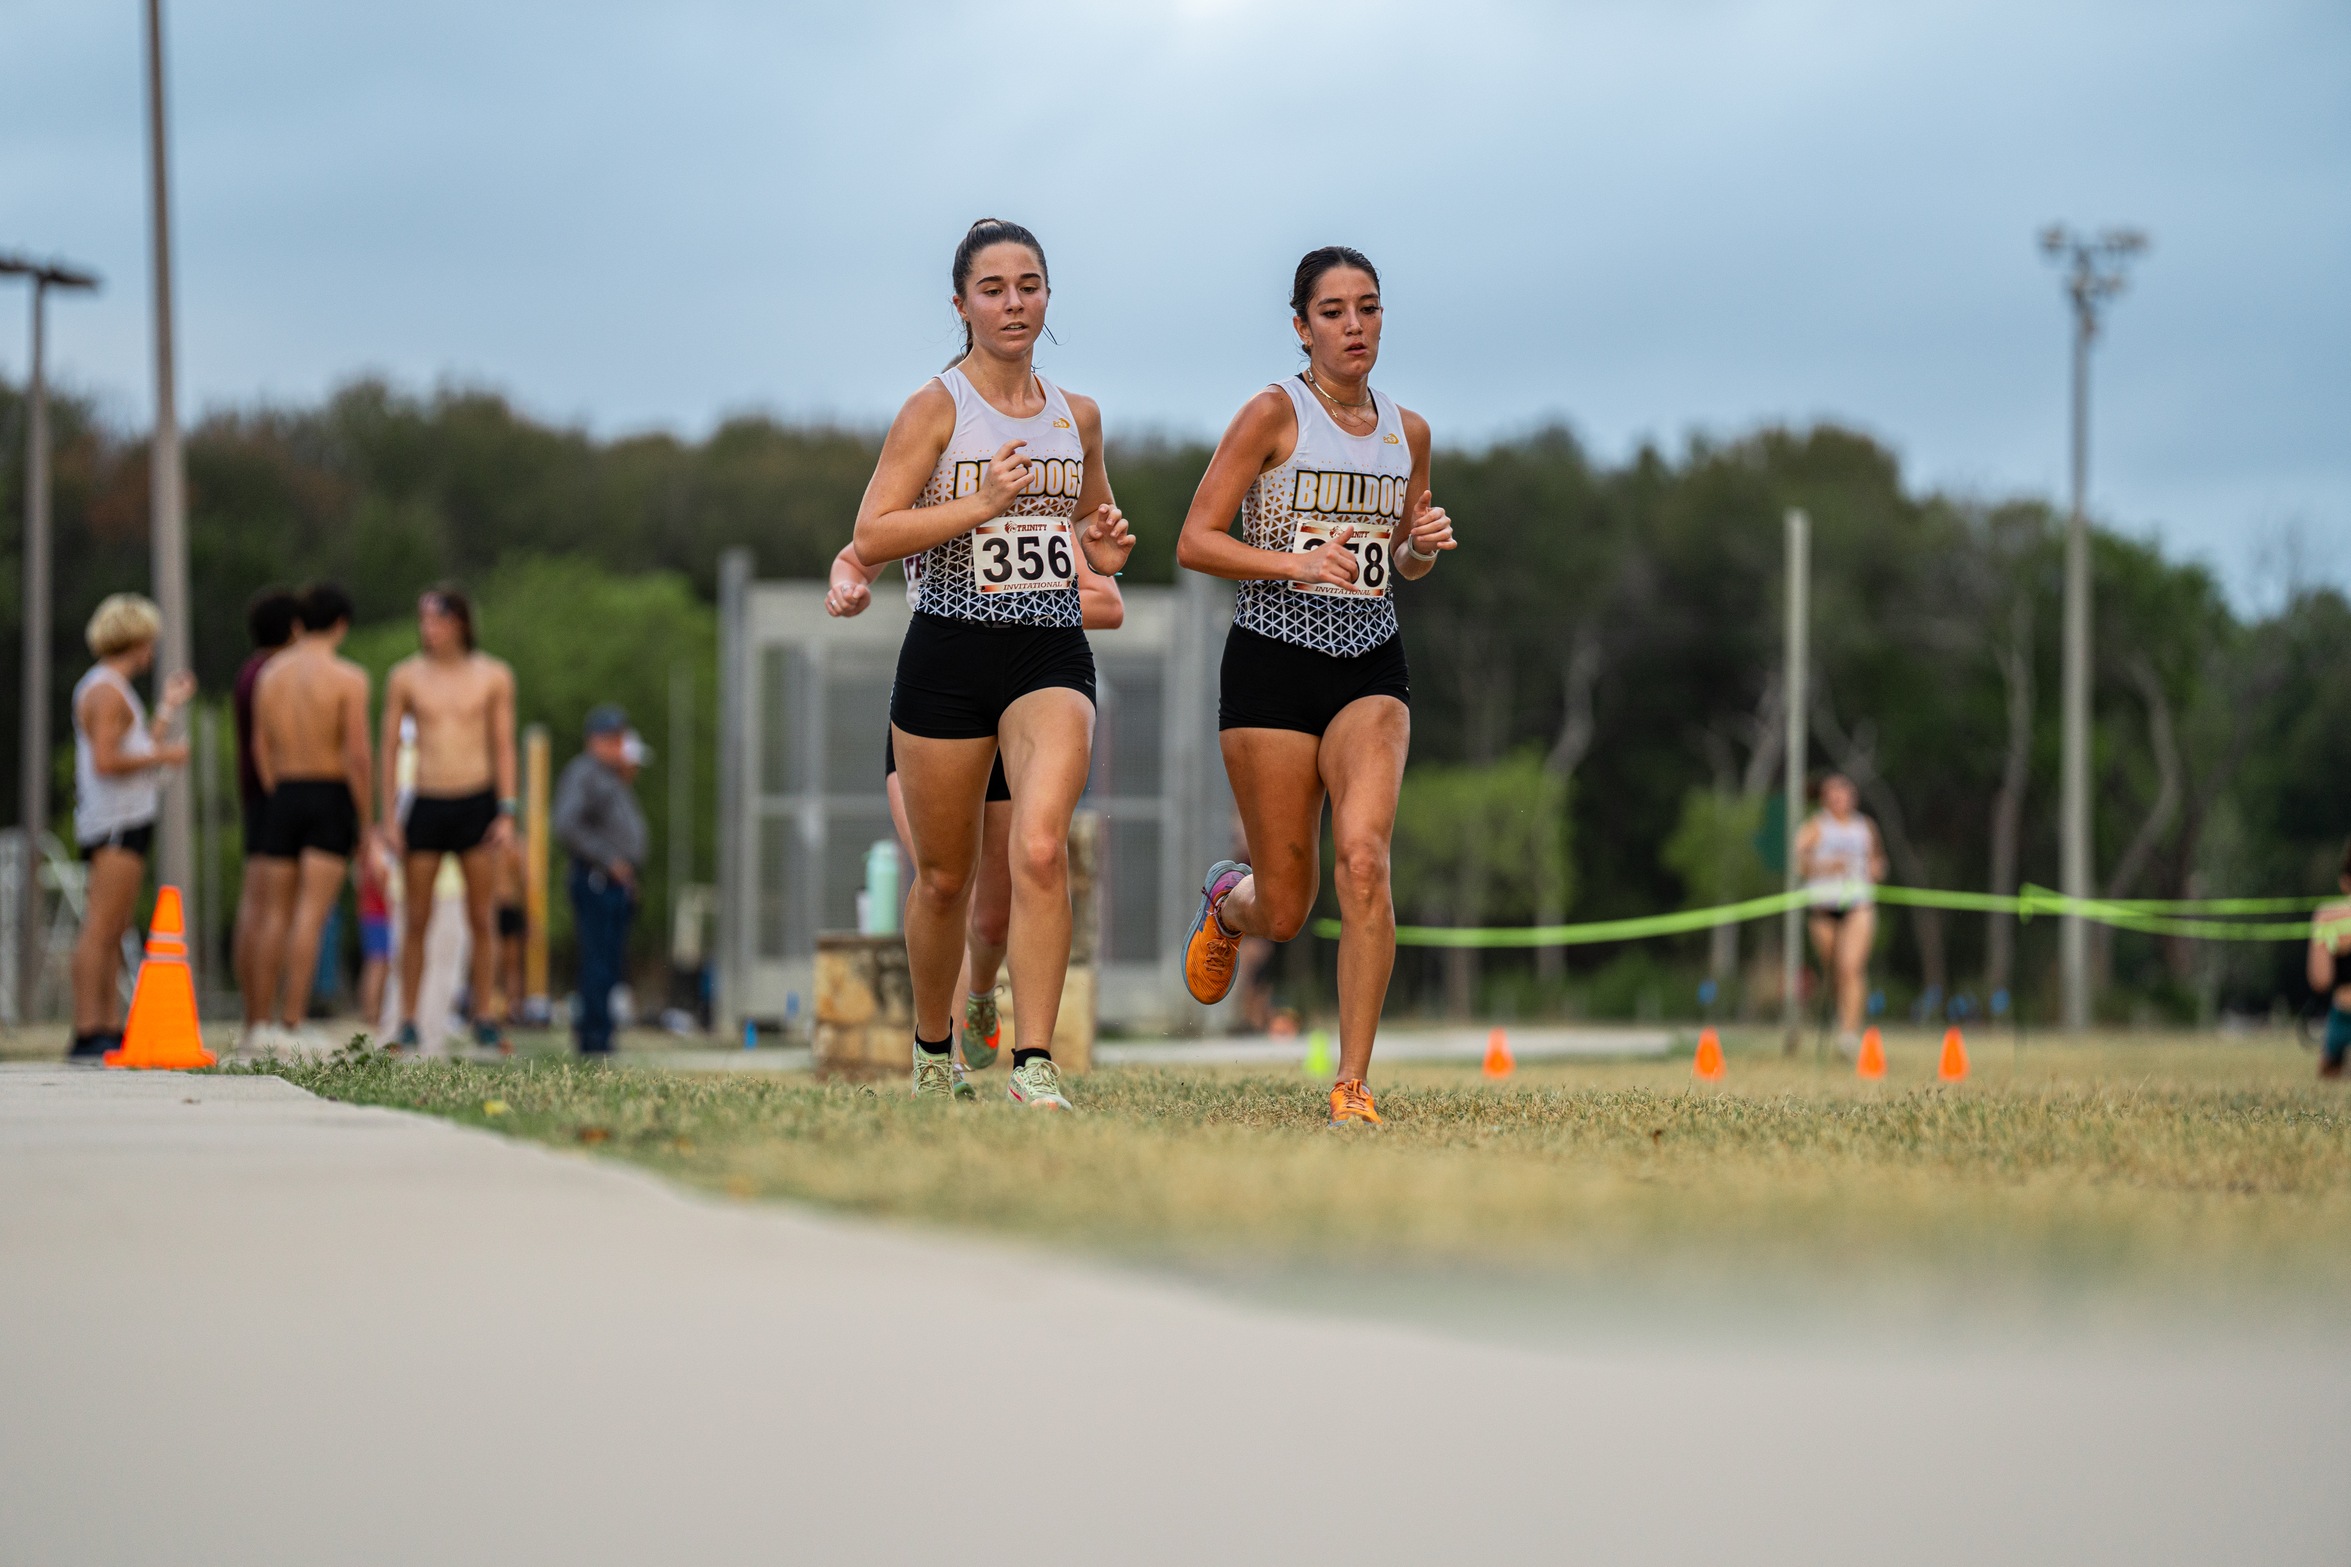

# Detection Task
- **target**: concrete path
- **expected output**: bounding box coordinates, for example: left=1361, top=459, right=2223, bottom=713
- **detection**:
left=2, top=1065, right=2343, bottom=1566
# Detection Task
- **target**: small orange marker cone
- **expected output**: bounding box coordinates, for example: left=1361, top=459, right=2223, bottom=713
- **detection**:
left=1937, top=1025, right=1969, bottom=1083
left=1692, top=1027, right=1725, bottom=1082
left=1482, top=1027, right=1514, bottom=1079
left=104, top=887, right=214, bottom=1070
left=1856, top=1026, right=1886, bottom=1080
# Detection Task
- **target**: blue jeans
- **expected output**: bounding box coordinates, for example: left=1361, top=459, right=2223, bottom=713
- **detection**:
left=570, top=862, right=637, bottom=1054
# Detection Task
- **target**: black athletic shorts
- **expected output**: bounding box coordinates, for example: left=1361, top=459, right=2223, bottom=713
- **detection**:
left=889, top=612, right=1096, bottom=740
left=241, top=793, right=270, bottom=857
left=405, top=789, right=498, bottom=854
left=496, top=903, right=526, bottom=939
left=1218, top=625, right=1411, bottom=736
left=256, top=779, right=359, bottom=859
left=885, top=728, right=1011, bottom=802
left=80, top=821, right=155, bottom=861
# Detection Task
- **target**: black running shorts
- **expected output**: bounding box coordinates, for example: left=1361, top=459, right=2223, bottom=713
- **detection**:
left=241, top=793, right=270, bottom=858
left=405, top=789, right=498, bottom=854
left=256, top=778, right=360, bottom=859
left=886, top=727, right=1011, bottom=802
left=1218, top=625, right=1410, bottom=736
left=889, top=612, right=1096, bottom=740
left=80, top=821, right=155, bottom=862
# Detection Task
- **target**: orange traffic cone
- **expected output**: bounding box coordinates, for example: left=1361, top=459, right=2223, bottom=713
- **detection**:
left=1482, top=1027, right=1514, bottom=1079
left=104, top=887, right=214, bottom=1069
left=1856, top=1026, right=1886, bottom=1080
left=1937, top=1026, right=1969, bottom=1083
left=1693, top=1027, right=1725, bottom=1082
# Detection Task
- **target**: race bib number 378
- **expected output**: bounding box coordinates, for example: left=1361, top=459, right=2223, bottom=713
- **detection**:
left=972, top=517, right=1076, bottom=594
left=1289, top=520, right=1393, bottom=599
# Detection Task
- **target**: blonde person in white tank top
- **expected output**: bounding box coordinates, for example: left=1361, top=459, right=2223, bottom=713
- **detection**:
left=68, top=593, right=195, bottom=1056
left=1795, top=772, right=1888, bottom=1056
left=1172, top=246, right=1457, bottom=1128
left=849, top=219, right=1135, bottom=1110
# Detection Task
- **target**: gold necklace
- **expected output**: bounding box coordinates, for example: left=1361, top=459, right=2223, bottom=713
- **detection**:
left=1303, top=369, right=1374, bottom=413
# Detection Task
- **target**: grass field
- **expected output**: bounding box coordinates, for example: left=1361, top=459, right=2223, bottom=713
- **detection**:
left=227, top=1027, right=2351, bottom=1319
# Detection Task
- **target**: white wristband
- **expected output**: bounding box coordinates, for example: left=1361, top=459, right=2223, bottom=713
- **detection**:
left=1399, top=536, right=1436, bottom=564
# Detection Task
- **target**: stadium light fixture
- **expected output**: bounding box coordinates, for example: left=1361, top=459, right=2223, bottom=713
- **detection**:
left=2040, top=224, right=2148, bottom=1031
left=0, top=252, right=101, bottom=1023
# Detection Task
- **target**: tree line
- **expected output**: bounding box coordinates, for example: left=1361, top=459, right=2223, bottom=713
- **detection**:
left=2, top=376, right=2345, bottom=1019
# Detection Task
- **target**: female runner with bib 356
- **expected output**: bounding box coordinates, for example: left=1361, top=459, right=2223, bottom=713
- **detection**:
left=853, top=219, right=1134, bottom=1110
left=1174, top=246, right=1455, bottom=1128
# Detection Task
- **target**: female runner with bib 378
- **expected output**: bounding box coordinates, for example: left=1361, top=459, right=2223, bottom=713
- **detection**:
left=853, top=219, right=1134, bottom=1110
left=1175, top=246, right=1455, bottom=1128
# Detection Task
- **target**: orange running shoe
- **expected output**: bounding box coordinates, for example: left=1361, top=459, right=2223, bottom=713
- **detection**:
left=1182, top=860, right=1249, bottom=1004
left=1328, top=1077, right=1382, bottom=1128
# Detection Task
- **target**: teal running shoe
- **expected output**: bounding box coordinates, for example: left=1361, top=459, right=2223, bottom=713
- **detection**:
left=961, top=989, right=1002, bottom=1070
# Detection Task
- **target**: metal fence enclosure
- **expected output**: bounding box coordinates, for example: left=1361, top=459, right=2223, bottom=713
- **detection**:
left=715, top=553, right=1234, bottom=1036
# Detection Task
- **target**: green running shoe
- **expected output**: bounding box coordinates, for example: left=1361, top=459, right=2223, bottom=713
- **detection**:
left=1007, top=1055, right=1072, bottom=1111
left=961, top=989, right=1002, bottom=1070
left=912, top=1047, right=960, bottom=1100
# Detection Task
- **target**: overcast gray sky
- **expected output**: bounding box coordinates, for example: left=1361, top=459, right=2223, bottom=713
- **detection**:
left=5, top=0, right=2346, bottom=606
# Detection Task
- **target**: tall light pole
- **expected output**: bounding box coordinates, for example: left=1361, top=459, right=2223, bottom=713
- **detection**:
left=142, top=0, right=198, bottom=925
left=1781, top=508, right=1809, bottom=1051
left=2, top=253, right=101, bottom=1024
left=2040, top=224, right=2147, bottom=1030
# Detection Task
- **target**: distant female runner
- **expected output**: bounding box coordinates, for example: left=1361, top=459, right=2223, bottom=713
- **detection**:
left=2306, top=837, right=2351, bottom=1081
left=823, top=526, right=1124, bottom=1076
left=1174, top=246, right=1456, bottom=1128
left=851, top=219, right=1134, bottom=1108
left=1795, top=772, right=1887, bottom=1057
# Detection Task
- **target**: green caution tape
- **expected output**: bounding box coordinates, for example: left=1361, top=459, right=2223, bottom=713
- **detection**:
left=1310, top=883, right=2350, bottom=948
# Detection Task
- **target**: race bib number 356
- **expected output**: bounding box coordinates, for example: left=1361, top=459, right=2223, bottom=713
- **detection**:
left=1289, top=520, right=1393, bottom=599
left=972, top=517, right=1076, bottom=594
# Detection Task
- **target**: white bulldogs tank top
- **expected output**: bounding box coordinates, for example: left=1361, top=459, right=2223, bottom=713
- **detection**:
left=1805, top=812, right=1876, bottom=909
left=906, top=367, right=1087, bottom=629
left=1231, top=375, right=1413, bottom=658
left=73, top=663, right=159, bottom=844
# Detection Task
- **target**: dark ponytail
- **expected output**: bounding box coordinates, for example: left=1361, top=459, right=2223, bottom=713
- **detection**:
left=948, top=218, right=1049, bottom=368
left=1289, top=245, right=1380, bottom=355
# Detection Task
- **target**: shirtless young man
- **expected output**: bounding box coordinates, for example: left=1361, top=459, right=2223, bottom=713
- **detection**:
left=247, top=582, right=374, bottom=1049
left=232, top=585, right=299, bottom=1038
left=379, top=585, right=518, bottom=1052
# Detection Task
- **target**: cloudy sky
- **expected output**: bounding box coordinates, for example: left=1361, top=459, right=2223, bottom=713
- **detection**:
left=5, top=0, right=2346, bottom=605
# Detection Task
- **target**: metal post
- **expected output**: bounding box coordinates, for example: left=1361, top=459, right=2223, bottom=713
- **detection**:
left=193, top=705, right=218, bottom=1010
left=144, top=0, right=197, bottom=922
left=1781, top=508, right=1809, bottom=1049
left=5, top=255, right=97, bottom=1023
left=523, top=725, right=550, bottom=1010
left=714, top=549, right=750, bottom=1035
left=669, top=661, right=691, bottom=949
left=2041, top=224, right=2145, bottom=1031
left=2059, top=310, right=2092, bottom=1031
left=18, top=280, right=50, bottom=1024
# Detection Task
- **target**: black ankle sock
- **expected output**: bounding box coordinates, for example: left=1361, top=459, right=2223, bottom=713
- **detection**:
left=1012, top=1048, right=1050, bottom=1069
left=915, top=1031, right=953, bottom=1058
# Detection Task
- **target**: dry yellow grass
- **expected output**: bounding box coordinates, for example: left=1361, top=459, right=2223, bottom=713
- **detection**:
left=239, top=1027, right=2351, bottom=1312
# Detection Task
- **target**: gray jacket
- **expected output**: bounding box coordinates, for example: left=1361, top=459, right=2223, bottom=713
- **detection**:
left=552, top=753, right=648, bottom=874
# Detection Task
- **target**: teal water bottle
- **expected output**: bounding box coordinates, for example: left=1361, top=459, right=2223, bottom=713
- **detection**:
left=862, top=841, right=900, bottom=936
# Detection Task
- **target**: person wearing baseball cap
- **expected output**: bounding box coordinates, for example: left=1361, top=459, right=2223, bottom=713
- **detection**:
left=552, top=704, right=651, bottom=1054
